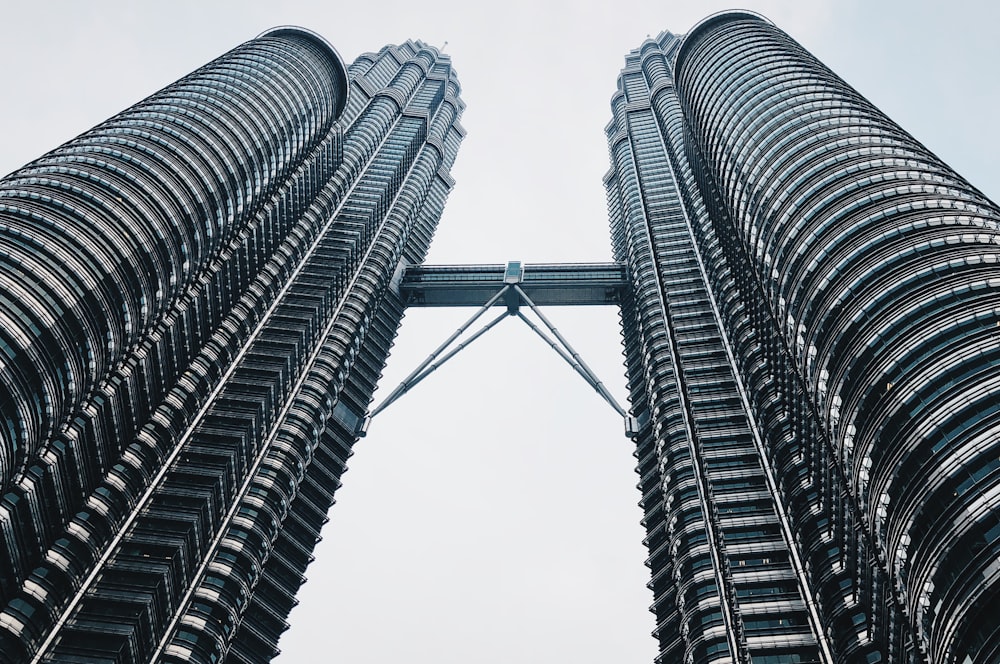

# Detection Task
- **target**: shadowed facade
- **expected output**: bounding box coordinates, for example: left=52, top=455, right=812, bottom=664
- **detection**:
left=0, top=28, right=464, bottom=664
left=607, top=11, right=1000, bottom=664
left=1, top=11, right=999, bottom=664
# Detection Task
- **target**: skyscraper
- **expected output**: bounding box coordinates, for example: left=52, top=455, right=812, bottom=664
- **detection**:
left=1, top=9, right=998, bottom=664
left=606, top=10, right=1000, bottom=664
left=0, top=28, right=464, bottom=664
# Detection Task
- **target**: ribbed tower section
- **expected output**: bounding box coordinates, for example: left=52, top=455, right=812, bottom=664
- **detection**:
left=0, top=30, right=464, bottom=664
left=669, top=11, right=1000, bottom=664
left=605, top=33, right=833, bottom=664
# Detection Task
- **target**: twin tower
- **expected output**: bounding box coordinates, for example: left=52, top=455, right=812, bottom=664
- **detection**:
left=0, top=12, right=998, bottom=664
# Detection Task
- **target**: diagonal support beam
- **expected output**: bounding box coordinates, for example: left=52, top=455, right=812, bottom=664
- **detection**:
left=370, top=310, right=508, bottom=420
left=514, top=311, right=626, bottom=420
left=360, top=285, right=512, bottom=432
left=404, top=311, right=509, bottom=392
left=359, top=276, right=639, bottom=438
left=512, top=285, right=628, bottom=420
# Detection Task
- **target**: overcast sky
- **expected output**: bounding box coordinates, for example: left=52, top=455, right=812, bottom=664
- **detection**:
left=2, top=1, right=998, bottom=662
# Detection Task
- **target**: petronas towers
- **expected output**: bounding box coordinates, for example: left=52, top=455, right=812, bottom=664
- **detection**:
left=0, top=28, right=463, bottom=663
left=2, top=11, right=999, bottom=664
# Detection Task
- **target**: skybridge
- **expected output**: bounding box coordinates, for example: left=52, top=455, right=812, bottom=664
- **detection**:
left=361, top=261, right=637, bottom=435
left=399, top=261, right=627, bottom=309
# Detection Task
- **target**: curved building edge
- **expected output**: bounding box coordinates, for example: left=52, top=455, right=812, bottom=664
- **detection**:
left=258, top=26, right=351, bottom=119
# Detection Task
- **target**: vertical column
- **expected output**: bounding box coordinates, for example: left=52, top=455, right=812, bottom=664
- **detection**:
left=675, top=11, right=1000, bottom=662
left=607, top=31, right=830, bottom=664
left=0, top=31, right=467, bottom=664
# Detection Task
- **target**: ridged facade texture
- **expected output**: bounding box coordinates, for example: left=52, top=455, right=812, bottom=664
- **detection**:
left=608, top=11, right=1000, bottom=664
left=606, top=30, right=833, bottom=664
left=0, top=29, right=464, bottom=664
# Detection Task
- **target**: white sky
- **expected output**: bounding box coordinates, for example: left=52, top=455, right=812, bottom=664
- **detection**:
left=2, top=1, right=997, bottom=662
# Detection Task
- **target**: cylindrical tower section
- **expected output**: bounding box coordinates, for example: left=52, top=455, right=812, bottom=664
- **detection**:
left=0, top=28, right=349, bottom=488
left=676, top=13, right=1000, bottom=662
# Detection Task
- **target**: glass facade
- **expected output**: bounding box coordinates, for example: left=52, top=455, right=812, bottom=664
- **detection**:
left=400, top=262, right=626, bottom=306
left=1, top=11, right=998, bottom=664
left=608, top=11, right=1000, bottom=664
left=606, top=29, right=830, bottom=664
left=0, top=29, right=464, bottom=664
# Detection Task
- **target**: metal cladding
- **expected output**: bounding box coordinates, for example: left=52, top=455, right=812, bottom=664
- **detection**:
left=2, top=10, right=998, bottom=664
left=400, top=262, right=627, bottom=307
left=606, top=31, right=831, bottom=664
left=609, top=10, right=1000, bottom=664
left=0, top=29, right=464, bottom=664
left=0, top=30, right=347, bottom=485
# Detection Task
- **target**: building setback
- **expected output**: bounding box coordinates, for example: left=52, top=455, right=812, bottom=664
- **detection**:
left=0, top=28, right=464, bottom=664
left=607, top=11, right=1000, bottom=664
left=1, top=10, right=999, bottom=664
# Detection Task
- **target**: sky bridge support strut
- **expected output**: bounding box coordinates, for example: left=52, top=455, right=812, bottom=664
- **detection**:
left=361, top=261, right=638, bottom=436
